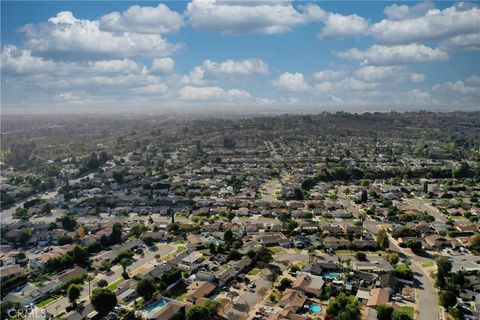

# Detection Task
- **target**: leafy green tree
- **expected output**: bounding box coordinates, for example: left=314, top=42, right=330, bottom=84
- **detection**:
left=377, top=305, right=394, bottom=320
left=376, top=229, right=389, bottom=250
left=452, top=162, right=471, bottom=179
left=278, top=278, right=293, bottom=291
left=67, top=284, right=81, bottom=307
left=406, top=239, right=422, bottom=253
left=436, top=257, right=452, bottom=288
left=392, top=310, right=412, bottom=320
left=439, top=290, right=456, bottom=308
left=136, top=279, right=156, bottom=301
left=60, top=215, right=77, bottom=231
left=186, top=305, right=209, bottom=320
left=386, top=252, right=399, bottom=265
left=97, top=279, right=108, bottom=288
left=224, top=229, right=233, bottom=243
left=91, top=288, right=117, bottom=315
left=355, top=252, right=367, bottom=261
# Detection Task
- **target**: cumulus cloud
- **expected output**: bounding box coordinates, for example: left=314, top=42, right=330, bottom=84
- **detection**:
left=19, top=11, right=183, bottom=59
left=440, top=33, right=480, bottom=52
left=383, top=2, right=435, bottom=21
left=318, top=13, right=369, bottom=38
left=185, top=0, right=325, bottom=34
left=178, top=85, right=250, bottom=101
left=151, top=58, right=175, bottom=74
left=433, top=76, right=480, bottom=95
left=202, top=58, right=269, bottom=76
left=313, top=70, right=348, bottom=81
left=99, top=4, right=183, bottom=34
left=272, top=72, right=309, bottom=92
left=371, top=3, right=480, bottom=45
left=1, top=45, right=55, bottom=75
left=336, top=44, right=449, bottom=65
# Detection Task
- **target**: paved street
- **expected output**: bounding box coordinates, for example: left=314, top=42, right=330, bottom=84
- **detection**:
left=389, top=237, right=439, bottom=320
left=407, top=198, right=447, bottom=223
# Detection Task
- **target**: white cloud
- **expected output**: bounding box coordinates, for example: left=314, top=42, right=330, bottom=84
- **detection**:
left=178, top=85, right=250, bottom=101
left=313, top=70, right=348, bottom=81
left=371, top=3, right=480, bottom=45
left=336, top=44, right=449, bottom=65
left=1, top=45, right=55, bottom=75
left=185, top=0, right=325, bottom=34
left=54, top=92, right=81, bottom=101
left=440, top=33, right=480, bottom=52
left=99, top=4, right=183, bottom=34
left=88, top=59, right=146, bottom=74
left=313, top=81, right=333, bottom=93
left=19, top=11, right=183, bottom=59
left=338, top=77, right=378, bottom=91
left=410, top=73, right=426, bottom=82
left=181, top=66, right=206, bottom=86
left=433, top=77, right=480, bottom=95
left=151, top=58, right=175, bottom=74
left=130, top=83, right=168, bottom=95
left=383, top=2, right=435, bottom=21
left=202, top=58, right=269, bottom=76
left=272, top=72, right=309, bottom=92
left=319, top=13, right=369, bottom=38
left=354, top=66, right=397, bottom=82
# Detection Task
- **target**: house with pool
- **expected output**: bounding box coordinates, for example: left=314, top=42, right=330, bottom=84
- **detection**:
left=143, top=297, right=187, bottom=320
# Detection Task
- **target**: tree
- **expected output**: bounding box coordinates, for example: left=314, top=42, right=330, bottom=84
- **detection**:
left=224, top=229, right=233, bottom=243
left=278, top=278, right=292, bottom=291
left=120, top=258, right=130, bottom=278
left=60, top=215, right=77, bottom=231
left=91, top=288, right=117, bottom=315
left=392, top=310, right=412, bottom=320
left=377, top=305, right=394, bottom=320
left=376, top=229, right=389, bottom=250
left=67, top=284, right=81, bottom=307
left=452, top=161, right=471, bottom=179
left=186, top=305, right=209, bottom=320
left=355, top=252, right=367, bottom=261
left=109, top=223, right=123, bottom=245
left=112, top=171, right=124, bottom=184
left=97, top=279, right=108, bottom=288
left=71, top=245, right=89, bottom=265
left=406, top=239, right=422, bottom=254
left=386, top=252, right=399, bottom=265
left=360, top=189, right=368, bottom=203
left=136, top=279, right=156, bottom=301
left=439, top=290, right=457, bottom=308
left=293, top=188, right=304, bottom=200
left=436, top=257, right=452, bottom=288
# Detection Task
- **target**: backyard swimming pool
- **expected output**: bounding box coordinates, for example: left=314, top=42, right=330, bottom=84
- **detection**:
left=145, top=298, right=169, bottom=313
left=323, top=272, right=341, bottom=279
left=310, top=304, right=322, bottom=314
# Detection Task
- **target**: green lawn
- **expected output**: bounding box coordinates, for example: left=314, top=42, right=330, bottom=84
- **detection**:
left=247, top=268, right=261, bottom=275
left=421, top=261, right=434, bottom=268
left=35, top=296, right=58, bottom=308
left=399, top=306, right=414, bottom=319
left=268, top=247, right=283, bottom=254
left=106, top=278, right=124, bottom=291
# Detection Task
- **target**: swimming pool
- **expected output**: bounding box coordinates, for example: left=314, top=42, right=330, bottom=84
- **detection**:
left=310, top=304, right=321, bottom=314
left=145, top=298, right=169, bottom=312
left=323, top=272, right=341, bottom=279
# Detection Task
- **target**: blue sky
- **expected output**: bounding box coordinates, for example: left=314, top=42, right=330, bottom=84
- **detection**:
left=1, top=1, right=479, bottom=112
